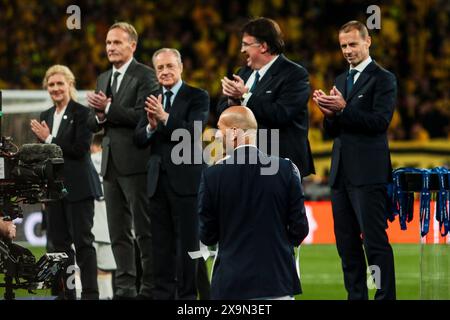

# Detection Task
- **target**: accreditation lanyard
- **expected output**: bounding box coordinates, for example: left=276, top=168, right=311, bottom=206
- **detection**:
left=434, top=167, right=449, bottom=237
left=420, top=170, right=431, bottom=237
left=393, top=168, right=416, bottom=230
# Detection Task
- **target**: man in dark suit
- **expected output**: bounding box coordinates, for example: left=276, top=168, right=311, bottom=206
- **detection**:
left=217, top=17, right=315, bottom=178
left=31, top=65, right=102, bottom=299
left=198, top=106, right=309, bottom=300
left=313, top=21, right=397, bottom=300
left=134, top=48, right=209, bottom=299
left=86, top=22, right=159, bottom=299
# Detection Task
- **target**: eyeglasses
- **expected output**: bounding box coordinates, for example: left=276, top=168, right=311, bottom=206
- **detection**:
left=241, top=41, right=261, bottom=49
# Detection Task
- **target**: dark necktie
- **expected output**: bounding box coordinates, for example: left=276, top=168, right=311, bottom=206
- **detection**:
left=346, top=69, right=358, bottom=98
left=249, top=71, right=260, bottom=93
left=164, top=90, right=173, bottom=113
left=111, top=71, right=121, bottom=97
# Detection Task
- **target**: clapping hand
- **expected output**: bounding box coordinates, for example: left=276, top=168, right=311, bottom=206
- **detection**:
left=87, top=91, right=111, bottom=121
left=313, top=86, right=347, bottom=118
left=221, top=75, right=248, bottom=99
left=145, top=94, right=167, bottom=126
left=30, top=119, right=50, bottom=142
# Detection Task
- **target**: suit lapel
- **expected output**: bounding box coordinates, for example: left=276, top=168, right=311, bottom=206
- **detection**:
left=170, top=83, right=189, bottom=116
left=46, top=107, right=56, bottom=131
left=347, top=61, right=377, bottom=101
left=252, top=72, right=273, bottom=95
left=251, top=54, right=284, bottom=95
left=347, top=72, right=370, bottom=101
left=55, top=100, right=74, bottom=137
left=100, top=70, right=111, bottom=95
left=115, top=59, right=137, bottom=103
left=238, top=68, right=253, bottom=84
left=335, top=73, right=346, bottom=96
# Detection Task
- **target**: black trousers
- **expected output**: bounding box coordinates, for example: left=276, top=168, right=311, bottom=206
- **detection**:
left=46, top=198, right=98, bottom=300
left=331, top=167, right=396, bottom=300
left=149, top=171, right=199, bottom=300
left=103, top=159, right=153, bottom=298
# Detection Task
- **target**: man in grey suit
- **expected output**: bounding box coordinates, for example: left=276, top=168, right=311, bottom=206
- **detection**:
left=87, top=22, right=159, bottom=299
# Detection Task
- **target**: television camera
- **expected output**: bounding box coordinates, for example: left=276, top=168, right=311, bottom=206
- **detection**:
left=0, top=91, right=69, bottom=300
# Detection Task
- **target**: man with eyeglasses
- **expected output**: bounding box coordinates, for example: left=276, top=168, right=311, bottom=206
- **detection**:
left=217, top=17, right=315, bottom=179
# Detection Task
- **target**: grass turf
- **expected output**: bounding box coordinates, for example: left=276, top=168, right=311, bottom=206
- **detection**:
left=1, top=244, right=421, bottom=299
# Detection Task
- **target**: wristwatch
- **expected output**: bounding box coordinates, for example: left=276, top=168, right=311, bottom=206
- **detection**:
left=242, top=92, right=251, bottom=101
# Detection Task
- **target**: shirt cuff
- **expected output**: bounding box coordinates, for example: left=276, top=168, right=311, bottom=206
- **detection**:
left=163, top=114, right=169, bottom=126
left=105, top=101, right=111, bottom=114
left=45, top=135, right=53, bottom=144
left=242, top=92, right=252, bottom=106
left=146, top=124, right=155, bottom=139
left=96, top=115, right=107, bottom=124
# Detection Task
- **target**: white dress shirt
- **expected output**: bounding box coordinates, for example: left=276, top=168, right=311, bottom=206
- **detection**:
left=96, top=57, right=134, bottom=123
left=349, top=56, right=373, bottom=83
left=146, top=79, right=183, bottom=137
left=45, top=105, right=68, bottom=144
left=242, top=55, right=280, bottom=105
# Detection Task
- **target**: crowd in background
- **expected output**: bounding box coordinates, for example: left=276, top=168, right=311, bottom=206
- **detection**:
left=0, top=0, right=448, bottom=141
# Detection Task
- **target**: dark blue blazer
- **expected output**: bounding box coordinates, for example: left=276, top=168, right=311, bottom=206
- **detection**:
left=198, top=146, right=309, bottom=299
left=217, top=54, right=315, bottom=178
left=40, top=100, right=102, bottom=202
left=134, top=82, right=210, bottom=197
left=324, top=61, right=397, bottom=187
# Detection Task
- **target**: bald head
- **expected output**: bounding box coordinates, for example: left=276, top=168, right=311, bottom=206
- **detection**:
left=217, top=106, right=258, bottom=153
left=219, top=106, right=258, bottom=131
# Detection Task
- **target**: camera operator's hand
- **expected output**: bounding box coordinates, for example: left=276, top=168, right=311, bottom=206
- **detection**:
left=0, top=220, right=16, bottom=240
left=30, top=119, right=51, bottom=142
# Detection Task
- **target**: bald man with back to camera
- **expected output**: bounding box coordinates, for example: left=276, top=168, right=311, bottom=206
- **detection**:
left=198, top=106, right=309, bottom=300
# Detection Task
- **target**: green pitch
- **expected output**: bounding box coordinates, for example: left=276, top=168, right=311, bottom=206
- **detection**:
left=1, top=244, right=420, bottom=300
left=298, top=244, right=420, bottom=300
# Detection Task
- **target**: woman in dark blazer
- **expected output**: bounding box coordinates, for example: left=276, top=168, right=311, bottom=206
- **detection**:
left=31, top=65, right=102, bottom=300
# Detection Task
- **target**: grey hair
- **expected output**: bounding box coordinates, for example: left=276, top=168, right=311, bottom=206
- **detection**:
left=152, top=48, right=182, bottom=67
left=109, top=22, right=138, bottom=44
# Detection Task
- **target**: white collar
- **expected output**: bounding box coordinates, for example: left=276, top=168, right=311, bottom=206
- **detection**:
left=113, top=57, right=133, bottom=75
left=163, top=79, right=183, bottom=96
left=255, top=55, right=279, bottom=78
left=350, top=56, right=372, bottom=73
left=54, top=103, right=68, bottom=115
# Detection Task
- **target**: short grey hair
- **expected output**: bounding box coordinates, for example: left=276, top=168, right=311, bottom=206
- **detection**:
left=152, top=48, right=182, bottom=67
left=109, top=22, right=138, bottom=44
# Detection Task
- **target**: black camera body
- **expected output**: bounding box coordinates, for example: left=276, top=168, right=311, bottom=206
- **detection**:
left=0, top=91, right=69, bottom=299
left=0, top=239, right=69, bottom=294
left=0, top=137, right=67, bottom=221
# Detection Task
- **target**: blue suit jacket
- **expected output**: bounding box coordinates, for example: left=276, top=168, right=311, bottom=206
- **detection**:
left=324, top=61, right=397, bottom=187
left=217, top=54, right=315, bottom=178
left=198, top=146, right=309, bottom=299
left=134, top=82, right=210, bottom=197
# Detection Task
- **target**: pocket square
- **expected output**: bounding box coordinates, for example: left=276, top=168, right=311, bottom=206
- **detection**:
left=358, top=94, right=364, bottom=98
left=265, top=90, right=272, bottom=93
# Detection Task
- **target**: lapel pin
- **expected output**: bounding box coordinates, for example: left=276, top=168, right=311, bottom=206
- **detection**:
left=63, top=115, right=68, bottom=120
